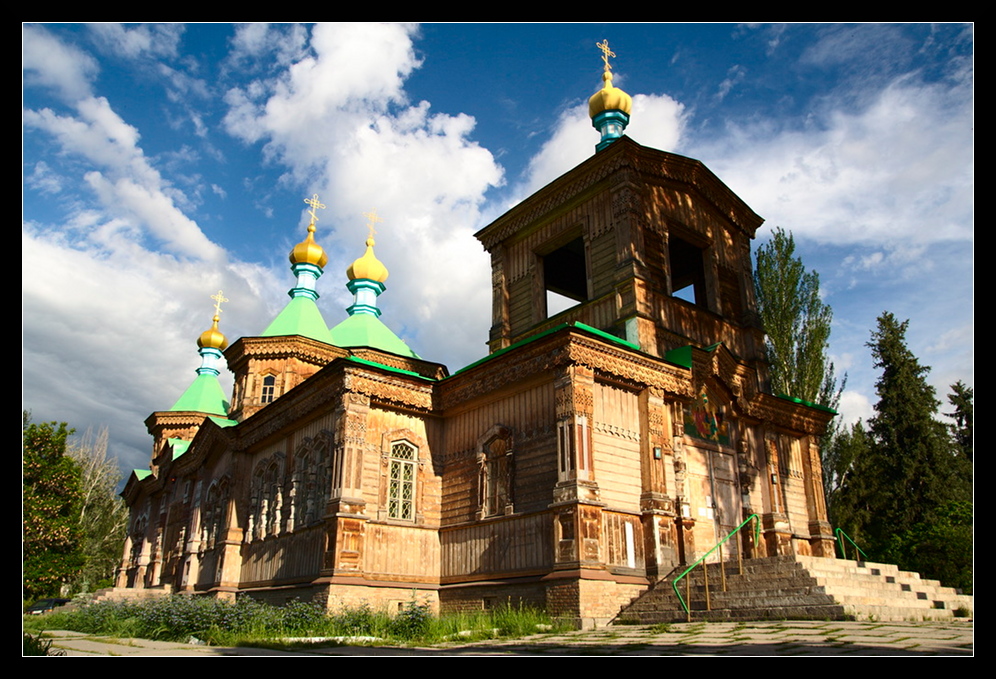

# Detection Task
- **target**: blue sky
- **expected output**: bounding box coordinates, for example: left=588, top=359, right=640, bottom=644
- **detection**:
left=23, top=23, right=973, bottom=475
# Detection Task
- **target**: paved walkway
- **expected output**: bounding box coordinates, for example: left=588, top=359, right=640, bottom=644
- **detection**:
left=37, top=620, right=973, bottom=656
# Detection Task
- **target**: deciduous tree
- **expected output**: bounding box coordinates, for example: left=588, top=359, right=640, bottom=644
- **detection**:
left=754, top=227, right=844, bottom=505
left=66, top=426, right=128, bottom=592
left=22, top=413, right=84, bottom=600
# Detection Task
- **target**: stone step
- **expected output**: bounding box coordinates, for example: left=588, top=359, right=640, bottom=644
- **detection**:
left=613, top=555, right=973, bottom=624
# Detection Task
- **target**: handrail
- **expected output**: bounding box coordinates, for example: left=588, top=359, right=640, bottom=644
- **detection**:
left=834, top=527, right=868, bottom=562
left=672, top=513, right=760, bottom=616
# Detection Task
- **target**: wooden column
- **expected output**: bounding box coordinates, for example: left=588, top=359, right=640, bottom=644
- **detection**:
left=323, top=392, right=369, bottom=575
left=551, top=364, right=603, bottom=567
left=640, top=388, right=679, bottom=577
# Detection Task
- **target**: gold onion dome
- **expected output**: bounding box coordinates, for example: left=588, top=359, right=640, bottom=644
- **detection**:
left=347, top=237, right=389, bottom=283
left=289, top=221, right=329, bottom=269
left=588, top=69, right=632, bottom=119
left=198, top=314, right=228, bottom=350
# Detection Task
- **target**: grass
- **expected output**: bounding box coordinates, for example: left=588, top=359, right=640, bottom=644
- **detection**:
left=25, top=596, right=568, bottom=648
left=23, top=632, right=65, bottom=656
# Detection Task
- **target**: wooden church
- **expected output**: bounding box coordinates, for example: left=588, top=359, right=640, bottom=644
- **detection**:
left=117, top=47, right=835, bottom=627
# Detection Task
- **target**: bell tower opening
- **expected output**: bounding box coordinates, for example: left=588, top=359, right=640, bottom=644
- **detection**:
left=541, top=235, right=589, bottom=318
left=668, top=235, right=708, bottom=307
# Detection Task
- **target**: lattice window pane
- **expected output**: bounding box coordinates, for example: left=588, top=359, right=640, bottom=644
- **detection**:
left=388, top=443, right=416, bottom=521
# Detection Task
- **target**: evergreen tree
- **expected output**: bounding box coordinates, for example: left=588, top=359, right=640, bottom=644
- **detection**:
left=22, top=413, right=85, bottom=601
left=864, top=313, right=968, bottom=535
left=946, top=380, right=973, bottom=463
left=834, top=313, right=971, bottom=590
left=754, top=227, right=844, bottom=507
left=823, top=420, right=871, bottom=529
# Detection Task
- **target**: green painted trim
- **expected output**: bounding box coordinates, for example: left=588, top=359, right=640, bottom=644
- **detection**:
left=453, top=322, right=641, bottom=377
left=573, top=322, right=641, bottom=351
left=775, top=393, right=838, bottom=415
left=261, top=296, right=333, bottom=343
left=343, top=355, right=435, bottom=381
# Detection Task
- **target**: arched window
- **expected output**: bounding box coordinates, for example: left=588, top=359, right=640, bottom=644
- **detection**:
left=387, top=441, right=417, bottom=521
left=479, top=431, right=513, bottom=518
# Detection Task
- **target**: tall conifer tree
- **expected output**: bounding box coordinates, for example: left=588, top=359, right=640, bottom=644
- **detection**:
left=863, top=313, right=965, bottom=534
left=946, top=380, right=973, bottom=464
left=834, top=314, right=971, bottom=590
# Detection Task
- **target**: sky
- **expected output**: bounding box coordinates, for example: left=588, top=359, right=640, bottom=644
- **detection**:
left=23, top=23, right=973, bottom=477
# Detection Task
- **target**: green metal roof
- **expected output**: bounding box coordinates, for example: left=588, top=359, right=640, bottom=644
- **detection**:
left=261, top=296, right=334, bottom=343
left=453, top=322, right=640, bottom=376
left=328, top=313, right=419, bottom=358
left=344, top=355, right=433, bottom=380
left=663, top=345, right=693, bottom=369
left=132, top=469, right=152, bottom=481
left=169, top=373, right=231, bottom=416
left=167, top=438, right=191, bottom=459
left=776, top=393, right=838, bottom=415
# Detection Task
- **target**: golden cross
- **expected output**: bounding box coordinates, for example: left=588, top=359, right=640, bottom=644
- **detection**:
left=363, top=209, right=382, bottom=240
left=304, top=194, right=326, bottom=224
left=597, top=39, right=616, bottom=72
left=211, top=290, right=228, bottom=318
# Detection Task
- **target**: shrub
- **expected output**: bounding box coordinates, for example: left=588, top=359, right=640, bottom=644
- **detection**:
left=388, top=600, right=432, bottom=640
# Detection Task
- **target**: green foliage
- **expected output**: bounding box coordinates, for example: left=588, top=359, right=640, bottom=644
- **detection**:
left=880, top=501, right=973, bottom=594
left=23, top=413, right=85, bottom=600
left=945, top=381, right=973, bottom=464
left=833, top=314, right=972, bottom=591
left=754, top=228, right=845, bottom=509
left=66, top=426, right=128, bottom=594
left=387, top=600, right=433, bottom=639
left=23, top=632, right=65, bottom=656
left=754, top=227, right=841, bottom=406
left=37, top=596, right=564, bottom=647
left=824, top=421, right=871, bottom=528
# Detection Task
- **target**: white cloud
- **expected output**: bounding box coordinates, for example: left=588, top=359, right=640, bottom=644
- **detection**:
left=23, top=24, right=98, bottom=101
left=693, top=73, right=972, bottom=246
left=85, top=173, right=224, bottom=260
left=26, top=161, right=63, bottom=195
left=520, top=92, right=686, bottom=197
left=222, top=22, right=504, bottom=368
left=87, top=23, right=184, bottom=60
left=22, top=223, right=269, bottom=470
left=25, top=88, right=223, bottom=260
left=227, top=23, right=310, bottom=71
left=838, top=389, right=873, bottom=427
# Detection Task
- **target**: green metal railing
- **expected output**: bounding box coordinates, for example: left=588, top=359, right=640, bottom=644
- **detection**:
left=672, top=513, right=760, bottom=619
left=834, top=527, right=868, bottom=562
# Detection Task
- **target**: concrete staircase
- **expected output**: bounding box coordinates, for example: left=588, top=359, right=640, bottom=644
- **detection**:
left=89, top=585, right=173, bottom=605
left=615, top=555, right=973, bottom=623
